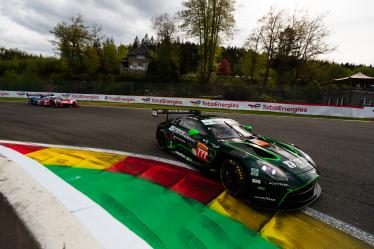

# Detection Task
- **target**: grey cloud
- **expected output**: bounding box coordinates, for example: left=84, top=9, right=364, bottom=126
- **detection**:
left=0, top=0, right=178, bottom=43
left=0, top=0, right=373, bottom=64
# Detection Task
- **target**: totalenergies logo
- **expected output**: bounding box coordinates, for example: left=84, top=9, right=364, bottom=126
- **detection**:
left=0, top=92, right=9, bottom=97
left=191, top=100, right=202, bottom=106
left=16, top=92, right=26, bottom=96
left=248, top=103, right=261, bottom=109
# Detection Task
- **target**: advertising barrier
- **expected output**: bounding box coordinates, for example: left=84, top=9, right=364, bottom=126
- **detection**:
left=1, top=90, right=373, bottom=118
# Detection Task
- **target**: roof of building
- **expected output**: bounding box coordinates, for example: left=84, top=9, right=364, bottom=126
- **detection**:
left=334, top=72, right=374, bottom=81
left=127, top=43, right=152, bottom=58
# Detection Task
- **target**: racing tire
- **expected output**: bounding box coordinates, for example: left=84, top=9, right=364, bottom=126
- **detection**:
left=157, top=129, right=168, bottom=151
left=220, top=159, right=249, bottom=197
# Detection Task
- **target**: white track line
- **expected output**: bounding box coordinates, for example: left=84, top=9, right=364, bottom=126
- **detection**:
left=1, top=139, right=373, bottom=246
left=303, top=207, right=374, bottom=246
left=0, top=144, right=152, bottom=249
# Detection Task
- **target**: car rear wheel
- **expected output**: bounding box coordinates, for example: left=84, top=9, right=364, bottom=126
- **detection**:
left=220, top=159, right=249, bottom=197
left=157, top=129, right=168, bottom=151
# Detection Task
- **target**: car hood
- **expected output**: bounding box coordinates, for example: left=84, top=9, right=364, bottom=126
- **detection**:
left=222, top=138, right=315, bottom=175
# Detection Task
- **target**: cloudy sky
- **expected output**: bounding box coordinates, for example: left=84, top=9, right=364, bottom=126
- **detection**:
left=0, top=0, right=373, bottom=65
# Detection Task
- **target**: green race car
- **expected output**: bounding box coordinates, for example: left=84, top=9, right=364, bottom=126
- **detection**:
left=153, top=109, right=321, bottom=210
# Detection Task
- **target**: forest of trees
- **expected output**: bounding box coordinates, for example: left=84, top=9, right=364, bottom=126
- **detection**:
left=0, top=2, right=373, bottom=103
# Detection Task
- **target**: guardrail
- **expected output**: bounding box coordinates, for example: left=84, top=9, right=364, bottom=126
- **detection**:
left=1, top=90, right=374, bottom=118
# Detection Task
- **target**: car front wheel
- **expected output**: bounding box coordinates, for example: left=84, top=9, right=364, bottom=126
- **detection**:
left=220, top=159, right=249, bottom=197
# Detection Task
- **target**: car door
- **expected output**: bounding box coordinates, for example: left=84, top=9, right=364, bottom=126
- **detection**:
left=177, top=118, right=215, bottom=164
left=167, top=117, right=196, bottom=157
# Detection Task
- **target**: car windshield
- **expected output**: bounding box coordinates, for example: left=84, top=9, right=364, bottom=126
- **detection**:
left=202, top=119, right=252, bottom=140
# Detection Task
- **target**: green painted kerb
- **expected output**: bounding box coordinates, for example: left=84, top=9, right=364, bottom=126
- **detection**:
left=47, top=165, right=278, bottom=249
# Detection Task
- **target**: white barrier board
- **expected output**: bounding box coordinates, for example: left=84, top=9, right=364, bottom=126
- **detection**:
left=1, top=90, right=373, bottom=118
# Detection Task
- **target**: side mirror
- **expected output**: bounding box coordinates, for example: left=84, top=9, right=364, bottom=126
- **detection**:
left=188, top=129, right=200, bottom=136
left=243, top=125, right=253, bottom=132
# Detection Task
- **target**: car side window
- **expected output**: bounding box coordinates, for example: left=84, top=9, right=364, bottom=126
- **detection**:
left=179, top=118, right=208, bottom=136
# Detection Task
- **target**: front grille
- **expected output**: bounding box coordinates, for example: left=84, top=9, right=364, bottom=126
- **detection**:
left=287, top=181, right=316, bottom=202
left=277, top=180, right=321, bottom=210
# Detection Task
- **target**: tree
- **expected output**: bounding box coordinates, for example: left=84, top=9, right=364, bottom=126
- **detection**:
left=152, top=13, right=177, bottom=43
left=149, top=13, right=180, bottom=82
left=179, top=42, right=199, bottom=75
left=245, top=28, right=262, bottom=80
left=272, top=27, right=299, bottom=85
left=256, top=7, right=285, bottom=87
left=180, top=0, right=236, bottom=82
left=50, top=15, right=93, bottom=77
left=132, top=36, right=140, bottom=49
left=287, top=11, right=336, bottom=81
left=218, top=58, right=232, bottom=76
left=253, top=7, right=335, bottom=93
left=277, top=10, right=336, bottom=97
left=117, top=44, right=129, bottom=60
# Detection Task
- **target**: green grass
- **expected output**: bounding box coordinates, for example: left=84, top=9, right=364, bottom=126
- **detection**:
left=1, top=97, right=372, bottom=122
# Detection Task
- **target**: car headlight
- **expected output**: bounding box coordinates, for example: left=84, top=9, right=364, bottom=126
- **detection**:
left=256, top=160, right=288, bottom=181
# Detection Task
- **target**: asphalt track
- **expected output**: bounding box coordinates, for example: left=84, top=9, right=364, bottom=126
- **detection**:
left=0, top=101, right=373, bottom=235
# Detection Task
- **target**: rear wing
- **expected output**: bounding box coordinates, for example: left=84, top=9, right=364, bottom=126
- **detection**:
left=152, top=109, right=201, bottom=121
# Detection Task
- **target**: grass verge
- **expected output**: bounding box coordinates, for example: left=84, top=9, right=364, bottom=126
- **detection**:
left=1, top=97, right=372, bottom=122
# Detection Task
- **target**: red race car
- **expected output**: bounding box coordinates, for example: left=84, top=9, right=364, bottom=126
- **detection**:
left=37, top=96, right=78, bottom=108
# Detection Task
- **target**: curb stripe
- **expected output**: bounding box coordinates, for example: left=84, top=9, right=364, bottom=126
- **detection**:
left=0, top=139, right=195, bottom=171
left=0, top=145, right=152, bottom=249
left=109, top=156, right=223, bottom=204
left=1, top=140, right=373, bottom=248
left=47, top=165, right=278, bottom=249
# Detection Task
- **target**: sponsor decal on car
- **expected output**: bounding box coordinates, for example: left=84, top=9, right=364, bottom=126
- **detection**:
left=249, top=139, right=270, bottom=147
left=251, top=168, right=259, bottom=177
left=194, top=142, right=209, bottom=161
left=269, top=182, right=288, bottom=187
left=252, top=179, right=261, bottom=184
left=202, top=118, right=238, bottom=125
left=283, top=157, right=309, bottom=169
left=211, top=143, right=220, bottom=149
left=169, top=126, right=196, bottom=143
left=254, top=196, right=276, bottom=202
left=173, top=151, right=193, bottom=162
